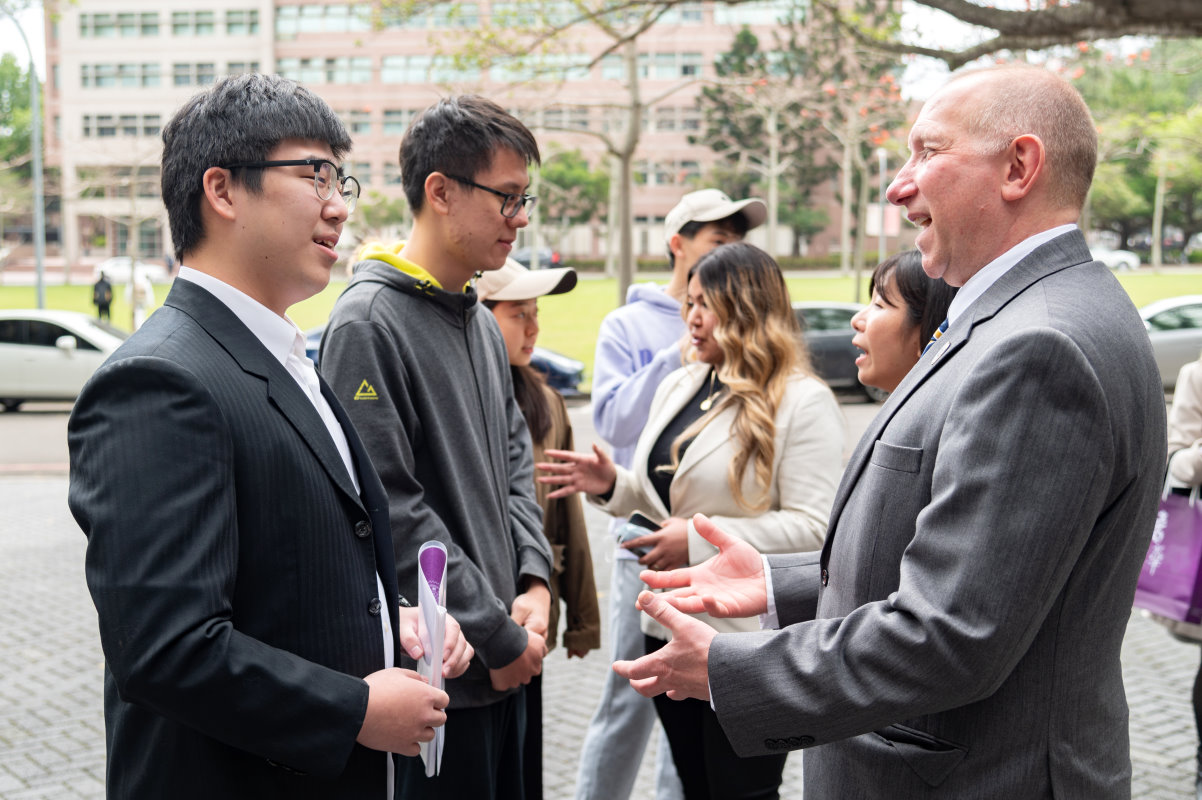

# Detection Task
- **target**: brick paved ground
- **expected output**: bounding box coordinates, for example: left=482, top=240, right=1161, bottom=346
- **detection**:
left=2, top=469, right=1198, bottom=800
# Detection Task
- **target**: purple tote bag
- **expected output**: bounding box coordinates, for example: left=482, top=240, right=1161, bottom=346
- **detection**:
left=1134, top=486, right=1202, bottom=623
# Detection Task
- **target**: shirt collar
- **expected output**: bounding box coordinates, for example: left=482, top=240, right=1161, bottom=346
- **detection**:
left=176, top=266, right=303, bottom=368
left=945, top=223, right=1078, bottom=326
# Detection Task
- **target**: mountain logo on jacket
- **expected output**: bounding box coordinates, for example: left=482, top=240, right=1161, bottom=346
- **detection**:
left=354, top=380, right=379, bottom=401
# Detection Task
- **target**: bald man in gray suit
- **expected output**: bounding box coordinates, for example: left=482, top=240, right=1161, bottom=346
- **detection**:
left=612, top=66, right=1166, bottom=799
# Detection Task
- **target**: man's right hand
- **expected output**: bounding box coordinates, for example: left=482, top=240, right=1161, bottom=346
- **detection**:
left=488, top=629, right=547, bottom=691
left=357, top=668, right=448, bottom=757
left=640, top=514, right=769, bottom=619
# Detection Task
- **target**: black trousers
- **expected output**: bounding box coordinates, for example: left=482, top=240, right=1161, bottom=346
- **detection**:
left=646, top=635, right=787, bottom=800
left=395, top=688, right=527, bottom=800
left=522, top=673, right=543, bottom=800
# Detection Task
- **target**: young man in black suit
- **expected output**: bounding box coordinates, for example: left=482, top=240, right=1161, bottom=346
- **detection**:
left=69, top=73, right=471, bottom=799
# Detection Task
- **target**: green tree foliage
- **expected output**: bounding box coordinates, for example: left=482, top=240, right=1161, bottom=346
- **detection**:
left=0, top=53, right=32, bottom=173
left=693, top=22, right=833, bottom=253
left=539, top=147, right=609, bottom=228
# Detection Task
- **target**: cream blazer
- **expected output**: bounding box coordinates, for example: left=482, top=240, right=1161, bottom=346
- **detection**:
left=593, top=361, right=845, bottom=634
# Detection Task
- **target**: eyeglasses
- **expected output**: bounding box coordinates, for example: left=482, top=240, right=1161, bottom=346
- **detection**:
left=222, top=159, right=361, bottom=212
left=446, top=174, right=537, bottom=219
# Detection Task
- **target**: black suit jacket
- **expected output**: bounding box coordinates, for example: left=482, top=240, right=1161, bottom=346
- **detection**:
left=69, top=279, right=401, bottom=798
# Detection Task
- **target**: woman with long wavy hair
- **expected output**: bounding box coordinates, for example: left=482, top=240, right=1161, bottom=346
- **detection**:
left=539, top=242, right=845, bottom=800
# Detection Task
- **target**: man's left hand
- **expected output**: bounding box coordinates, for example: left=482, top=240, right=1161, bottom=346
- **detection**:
left=613, top=590, right=716, bottom=701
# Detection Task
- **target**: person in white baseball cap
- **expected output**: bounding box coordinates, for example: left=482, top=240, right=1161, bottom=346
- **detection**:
left=475, top=256, right=576, bottom=303
left=478, top=257, right=599, bottom=800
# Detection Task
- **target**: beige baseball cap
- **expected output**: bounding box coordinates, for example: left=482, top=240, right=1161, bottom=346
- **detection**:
left=475, top=258, right=577, bottom=302
left=664, top=189, right=767, bottom=243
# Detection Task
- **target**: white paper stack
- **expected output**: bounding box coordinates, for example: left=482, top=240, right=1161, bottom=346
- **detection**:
left=416, top=541, right=447, bottom=777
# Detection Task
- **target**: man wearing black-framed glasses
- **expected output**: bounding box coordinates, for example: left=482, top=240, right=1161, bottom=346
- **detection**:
left=322, top=95, right=553, bottom=800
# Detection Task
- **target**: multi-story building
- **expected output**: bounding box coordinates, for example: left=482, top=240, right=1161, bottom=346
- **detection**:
left=44, top=0, right=853, bottom=267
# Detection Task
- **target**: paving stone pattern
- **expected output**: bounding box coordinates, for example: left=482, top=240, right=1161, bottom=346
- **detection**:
left=1, top=475, right=1196, bottom=799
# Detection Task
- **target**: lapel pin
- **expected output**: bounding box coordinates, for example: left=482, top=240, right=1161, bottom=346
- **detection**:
left=932, top=340, right=951, bottom=364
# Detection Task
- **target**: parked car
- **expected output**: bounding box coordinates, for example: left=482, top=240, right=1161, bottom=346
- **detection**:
left=511, top=247, right=562, bottom=269
left=92, top=256, right=171, bottom=284
left=1140, top=295, right=1202, bottom=390
left=0, top=309, right=128, bottom=411
left=1092, top=245, right=1140, bottom=272
left=793, top=301, right=889, bottom=403
left=304, top=325, right=587, bottom=397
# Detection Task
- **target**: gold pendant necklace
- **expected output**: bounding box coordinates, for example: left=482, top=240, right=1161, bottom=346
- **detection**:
left=699, top=369, right=720, bottom=411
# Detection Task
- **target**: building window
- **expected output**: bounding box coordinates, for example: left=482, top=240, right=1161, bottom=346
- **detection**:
left=173, top=11, right=215, bottom=36
left=680, top=53, right=702, bottom=77
left=140, top=13, right=160, bottom=36
left=96, top=115, right=117, bottom=137
left=326, top=57, right=372, bottom=84
left=226, top=10, right=260, bottom=35
left=714, top=0, right=794, bottom=25
left=381, top=55, right=435, bottom=84
left=384, top=162, right=402, bottom=185
left=227, top=62, right=260, bottom=76
left=349, top=162, right=372, bottom=186
left=344, top=110, right=371, bottom=135
left=383, top=109, right=413, bottom=135
left=142, top=64, right=161, bottom=88
left=117, top=64, right=139, bottom=88
left=143, top=115, right=161, bottom=137
left=172, top=63, right=216, bottom=87
left=94, top=64, right=117, bottom=88
left=120, top=115, right=139, bottom=136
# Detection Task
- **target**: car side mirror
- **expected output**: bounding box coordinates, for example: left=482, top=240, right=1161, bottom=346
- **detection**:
left=55, top=335, right=78, bottom=355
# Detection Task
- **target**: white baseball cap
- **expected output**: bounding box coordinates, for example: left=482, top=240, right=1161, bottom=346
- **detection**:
left=475, top=258, right=577, bottom=302
left=664, top=189, right=768, bottom=243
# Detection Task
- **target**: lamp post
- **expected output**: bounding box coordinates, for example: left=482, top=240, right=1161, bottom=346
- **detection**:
left=2, top=5, right=46, bottom=309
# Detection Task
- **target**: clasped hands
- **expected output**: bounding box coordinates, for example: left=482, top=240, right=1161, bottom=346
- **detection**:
left=490, top=579, right=551, bottom=691
left=357, top=606, right=473, bottom=756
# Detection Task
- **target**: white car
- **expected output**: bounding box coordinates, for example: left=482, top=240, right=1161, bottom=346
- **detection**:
left=92, top=256, right=170, bottom=283
left=1092, top=245, right=1140, bottom=271
left=0, top=309, right=127, bottom=411
left=1140, top=295, right=1202, bottom=390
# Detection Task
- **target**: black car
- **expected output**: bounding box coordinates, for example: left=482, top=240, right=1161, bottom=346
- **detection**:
left=305, top=326, right=586, bottom=397
left=511, top=247, right=562, bottom=269
left=793, top=302, right=889, bottom=403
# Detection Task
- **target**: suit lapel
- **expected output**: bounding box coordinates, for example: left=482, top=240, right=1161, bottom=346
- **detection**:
left=823, top=230, right=1094, bottom=552
left=165, top=280, right=364, bottom=511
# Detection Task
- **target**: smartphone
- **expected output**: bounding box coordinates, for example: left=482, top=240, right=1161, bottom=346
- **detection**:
left=616, top=511, right=660, bottom=557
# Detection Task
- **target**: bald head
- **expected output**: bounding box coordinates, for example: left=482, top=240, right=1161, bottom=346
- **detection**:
left=942, top=66, right=1097, bottom=211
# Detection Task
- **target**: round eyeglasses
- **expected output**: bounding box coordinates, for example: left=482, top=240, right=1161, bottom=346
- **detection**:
left=447, top=174, right=537, bottom=219
left=223, top=159, right=361, bottom=213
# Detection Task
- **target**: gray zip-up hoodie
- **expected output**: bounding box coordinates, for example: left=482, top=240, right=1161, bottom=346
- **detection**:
left=320, top=249, right=550, bottom=708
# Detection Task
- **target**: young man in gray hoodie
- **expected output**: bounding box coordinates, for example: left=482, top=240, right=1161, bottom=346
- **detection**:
left=320, top=95, right=551, bottom=800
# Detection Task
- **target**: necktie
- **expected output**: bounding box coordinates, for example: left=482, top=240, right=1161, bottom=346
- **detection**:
left=923, top=319, right=949, bottom=356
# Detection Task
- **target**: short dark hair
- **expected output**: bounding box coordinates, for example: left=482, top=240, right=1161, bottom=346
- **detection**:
left=399, top=95, right=540, bottom=214
left=666, top=214, right=752, bottom=267
left=870, top=250, right=958, bottom=344
left=160, top=73, right=352, bottom=262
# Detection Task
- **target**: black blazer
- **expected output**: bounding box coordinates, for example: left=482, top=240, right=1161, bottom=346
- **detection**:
left=69, top=279, right=401, bottom=799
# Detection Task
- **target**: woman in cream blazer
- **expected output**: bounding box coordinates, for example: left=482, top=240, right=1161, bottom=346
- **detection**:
left=541, top=243, right=844, bottom=800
